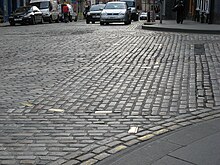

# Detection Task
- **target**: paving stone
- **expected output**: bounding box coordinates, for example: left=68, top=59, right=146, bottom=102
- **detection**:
left=80, top=158, right=98, bottom=165
left=149, top=126, right=164, bottom=131
left=48, top=159, right=66, bottom=165
left=92, top=146, right=109, bottom=154
left=107, top=145, right=127, bottom=154
left=1, top=160, right=17, bottom=165
left=94, top=152, right=110, bottom=161
left=124, top=139, right=140, bottom=146
left=76, top=153, right=95, bottom=161
left=64, top=151, right=83, bottom=159
left=62, top=160, right=80, bottom=165
left=121, top=135, right=137, bottom=142
left=82, top=144, right=99, bottom=152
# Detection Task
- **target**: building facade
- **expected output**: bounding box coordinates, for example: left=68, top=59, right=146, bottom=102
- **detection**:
left=163, top=0, right=220, bottom=24
left=140, top=0, right=220, bottom=24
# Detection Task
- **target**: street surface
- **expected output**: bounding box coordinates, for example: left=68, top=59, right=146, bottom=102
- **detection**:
left=1, top=21, right=220, bottom=164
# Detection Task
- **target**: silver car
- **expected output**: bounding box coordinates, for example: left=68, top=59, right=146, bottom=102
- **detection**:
left=100, top=2, right=131, bottom=25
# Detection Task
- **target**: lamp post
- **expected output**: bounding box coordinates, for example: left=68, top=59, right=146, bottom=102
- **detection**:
left=147, top=0, right=150, bottom=22
left=152, top=0, right=155, bottom=22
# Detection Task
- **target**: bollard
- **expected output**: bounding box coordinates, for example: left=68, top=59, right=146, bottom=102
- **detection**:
left=147, top=11, right=150, bottom=22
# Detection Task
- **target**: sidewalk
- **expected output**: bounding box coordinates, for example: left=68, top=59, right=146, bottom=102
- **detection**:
left=98, top=117, right=220, bottom=165
left=142, top=20, right=220, bottom=34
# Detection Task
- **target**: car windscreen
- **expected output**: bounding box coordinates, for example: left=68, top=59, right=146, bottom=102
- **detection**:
left=90, top=5, right=105, bottom=11
left=31, top=2, right=49, bottom=9
left=15, top=6, right=31, bottom=13
left=105, top=3, right=126, bottom=9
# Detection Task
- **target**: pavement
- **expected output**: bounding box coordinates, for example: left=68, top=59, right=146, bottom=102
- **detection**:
left=1, top=21, right=220, bottom=165
left=98, top=117, right=220, bottom=165
left=142, top=20, right=220, bottom=34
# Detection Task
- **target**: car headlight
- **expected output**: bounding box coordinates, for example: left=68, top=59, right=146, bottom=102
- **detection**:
left=119, top=12, right=125, bottom=15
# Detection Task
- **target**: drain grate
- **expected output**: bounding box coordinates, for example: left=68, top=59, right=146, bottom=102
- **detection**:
left=194, top=44, right=205, bottom=55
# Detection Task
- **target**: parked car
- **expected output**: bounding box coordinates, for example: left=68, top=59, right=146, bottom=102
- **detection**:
left=100, top=1, right=131, bottom=25
left=58, top=4, right=77, bottom=22
left=30, top=0, right=59, bottom=23
left=0, top=9, right=3, bottom=23
left=9, top=6, right=43, bottom=26
left=86, top=4, right=105, bottom=24
left=139, top=12, right=147, bottom=20
left=139, top=11, right=160, bottom=21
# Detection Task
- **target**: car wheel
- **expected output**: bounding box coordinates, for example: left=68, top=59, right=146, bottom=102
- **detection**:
left=31, top=16, right=36, bottom=25
left=124, top=20, right=129, bottom=25
left=134, top=15, right=139, bottom=21
left=69, top=16, right=72, bottom=22
left=40, top=17, right=44, bottom=24
left=74, top=16, right=77, bottom=22
left=86, top=20, right=90, bottom=24
left=10, top=21, right=15, bottom=26
left=124, top=16, right=131, bottom=25
left=55, top=16, right=59, bottom=23
left=100, top=21, right=104, bottom=25
left=49, top=16, right=52, bottom=23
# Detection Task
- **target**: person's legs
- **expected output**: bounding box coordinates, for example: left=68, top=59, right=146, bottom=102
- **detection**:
left=177, top=12, right=180, bottom=24
left=64, top=13, right=68, bottom=23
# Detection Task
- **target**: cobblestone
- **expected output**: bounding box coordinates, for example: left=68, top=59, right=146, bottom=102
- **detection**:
left=1, top=21, right=220, bottom=164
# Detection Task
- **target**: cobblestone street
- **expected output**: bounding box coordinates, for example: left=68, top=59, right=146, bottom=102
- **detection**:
left=1, top=21, right=220, bottom=164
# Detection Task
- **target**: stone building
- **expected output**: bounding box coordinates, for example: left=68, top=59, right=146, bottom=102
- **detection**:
left=164, top=0, right=220, bottom=24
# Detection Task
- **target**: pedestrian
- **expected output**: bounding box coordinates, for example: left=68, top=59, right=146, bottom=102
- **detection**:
left=83, top=0, right=90, bottom=19
left=173, top=0, right=184, bottom=24
left=62, top=4, right=69, bottom=23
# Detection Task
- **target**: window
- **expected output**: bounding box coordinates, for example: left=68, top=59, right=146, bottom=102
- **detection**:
left=31, top=2, right=49, bottom=9
left=105, top=3, right=126, bottom=9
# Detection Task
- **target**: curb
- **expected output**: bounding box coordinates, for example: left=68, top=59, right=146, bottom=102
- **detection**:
left=142, top=25, right=220, bottom=34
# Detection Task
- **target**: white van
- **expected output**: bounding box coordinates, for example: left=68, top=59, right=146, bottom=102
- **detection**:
left=30, top=0, right=59, bottom=23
